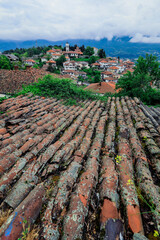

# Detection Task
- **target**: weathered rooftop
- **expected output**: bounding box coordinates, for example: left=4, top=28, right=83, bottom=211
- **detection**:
left=0, top=70, right=69, bottom=95
left=0, top=95, right=160, bottom=240
left=0, top=69, right=49, bottom=94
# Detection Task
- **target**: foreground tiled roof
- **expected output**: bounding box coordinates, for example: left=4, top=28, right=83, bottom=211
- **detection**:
left=0, top=95, right=160, bottom=239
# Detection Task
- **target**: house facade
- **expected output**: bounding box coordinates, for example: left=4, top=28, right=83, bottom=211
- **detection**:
left=25, top=59, right=36, bottom=66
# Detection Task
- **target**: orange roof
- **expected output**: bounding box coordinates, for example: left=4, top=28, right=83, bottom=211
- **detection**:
left=47, top=50, right=56, bottom=53
left=92, top=63, right=100, bottom=66
left=99, top=60, right=108, bottom=63
left=25, top=59, right=35, bottom=63
left=52, top=53, right=61, bottom=56
left=102, top=71, right=113, bottom=75
left=123, top=68, right=134, bottom=74
left=126, top=61, right=134, bottom=64
left=108, top=66, right=119, bottom=70
left=108, top=81, right=116, bottom=85
left=46, top=60, right=56, bottom=63
left=85, top=82, right=118, bottom=94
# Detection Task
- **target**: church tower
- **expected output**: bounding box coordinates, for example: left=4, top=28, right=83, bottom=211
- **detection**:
left=66, top=42, right=69, bottom=52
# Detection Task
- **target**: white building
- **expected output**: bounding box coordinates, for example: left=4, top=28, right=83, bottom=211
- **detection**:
left=25, top=59, right=36, bottom=66
left=63, top=61, right=77, bottom=70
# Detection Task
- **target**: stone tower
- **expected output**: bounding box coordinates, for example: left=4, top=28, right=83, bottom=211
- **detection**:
left=66, top=42, right=69, bottom=52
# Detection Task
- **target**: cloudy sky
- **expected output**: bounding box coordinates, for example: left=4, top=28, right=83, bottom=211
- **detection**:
left=0, top=0, right=160, bottom=43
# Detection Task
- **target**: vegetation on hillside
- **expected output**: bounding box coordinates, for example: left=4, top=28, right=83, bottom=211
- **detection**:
left=16, top=75, right=108, bottom=105
left=0, top=55, right=13, bottom=70
left=116, top=54, right=160, bottom=105
left=3, top=46, right=58, bottom=57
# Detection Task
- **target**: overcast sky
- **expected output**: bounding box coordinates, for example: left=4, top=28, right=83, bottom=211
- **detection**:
left=0, top=0, right=160, bottom=43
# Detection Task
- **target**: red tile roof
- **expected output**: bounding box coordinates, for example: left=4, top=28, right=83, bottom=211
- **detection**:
left=108, top=66, right=119, bottom=70
left=46, top=60, right=56, bottom=63
left=0, top=69, right=52, bottom=94
left=122, top=68, right=134, bottom=74
left=25, top=59, right=36, bottom=63
left=0, top=95, right=159, bottom=239
left=91, top=63, right=100, bottom=66
left=52, top=53, right=62, bottom=56
left=47, top=50, right=56, bottom=53
left=99, top=60, right=108, bottom=63
left=85, top=82, right=117, bottom=94
left=102, top=71, right=113, bottom=75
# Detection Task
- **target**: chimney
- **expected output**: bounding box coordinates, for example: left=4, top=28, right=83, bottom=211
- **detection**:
left=14, top=65, right=19, bottom=70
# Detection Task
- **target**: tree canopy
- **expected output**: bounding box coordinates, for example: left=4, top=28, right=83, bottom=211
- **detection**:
left=84, top=46, right=94, bottom=56
left=116, top=54, right=160, bottom=105
left=56, top=55, right=66, bottom=67
left=0, top=55, right=12, bottom=70
left=98, top=49, right=106, bottom=58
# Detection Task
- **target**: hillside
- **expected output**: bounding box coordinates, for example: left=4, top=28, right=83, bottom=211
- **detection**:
left=0, top=95, right=159, bottom=239
left=1, top=37, right=160, bottom=59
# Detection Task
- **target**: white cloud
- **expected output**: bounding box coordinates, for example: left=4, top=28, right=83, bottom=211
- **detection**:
left=130, top=33, right=160, bottom=43
left=0, top=0, right=160, bottom=42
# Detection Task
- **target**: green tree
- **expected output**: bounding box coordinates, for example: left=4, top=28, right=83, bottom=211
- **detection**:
left=77, top=76, right=84, bottom=85
left=0, top=55, right=12, bottom=69
left=56, top=55, right=66, bottom=67
left=84, top=46, right=94, bottom=56
left=93, top=73, right=101, bottom=83
left=88, top=56, right=96, bottom=64
left=134, top=54, right=160, bottom=86
left=116, top=54, right=160, bottom=105
left=80, top=45, right=85, bottom=52
left=98, top=49, right=106, bottom=58
left=32, top=64, right=39, bottom=69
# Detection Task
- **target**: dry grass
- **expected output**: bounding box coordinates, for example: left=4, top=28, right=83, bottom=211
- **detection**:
left=25, top=226, right=40, bottom=240
left=0, top=209, right=12, bottom=227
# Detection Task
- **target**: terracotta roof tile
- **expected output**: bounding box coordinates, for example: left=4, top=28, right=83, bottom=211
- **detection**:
left=0, top=95, right=159, bottom=239
left=85, top=82, right=117, bottom=94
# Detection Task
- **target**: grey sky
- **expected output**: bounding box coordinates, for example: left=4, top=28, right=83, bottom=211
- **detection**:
left=0, top=0, right=160, bottom=43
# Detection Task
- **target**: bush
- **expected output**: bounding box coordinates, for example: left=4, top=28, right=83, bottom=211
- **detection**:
left=116, top=54, right=160, bottom=105
left=17, top=75, right=108, bottom=105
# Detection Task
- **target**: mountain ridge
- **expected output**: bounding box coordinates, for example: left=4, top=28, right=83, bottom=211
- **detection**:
left=1, top=37, right=160, bottom=59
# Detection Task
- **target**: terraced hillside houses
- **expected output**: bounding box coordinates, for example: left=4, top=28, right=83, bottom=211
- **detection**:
left=1, top=43, right=135, bottom=90
left=0, top=95, right=159, bottom=240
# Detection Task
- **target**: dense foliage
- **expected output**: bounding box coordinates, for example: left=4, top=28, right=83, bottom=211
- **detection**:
left=3, top=46, right=56, bottom=57
left=83, top=46, right=94, bottom=56
left=0, top=55, right=13, bottom=69
left=82, top=68, right=101, bottom=83
left=116, top=54, right=160, bottom=105
left=98, top=49, right=106, bottom=58
left=56, top=55, right=66, bottom=67
left=17, top=75, right=108, bottom=104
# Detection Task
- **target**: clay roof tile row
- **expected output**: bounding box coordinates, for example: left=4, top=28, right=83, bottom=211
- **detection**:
left=0, top=95, right=159, bottom=239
